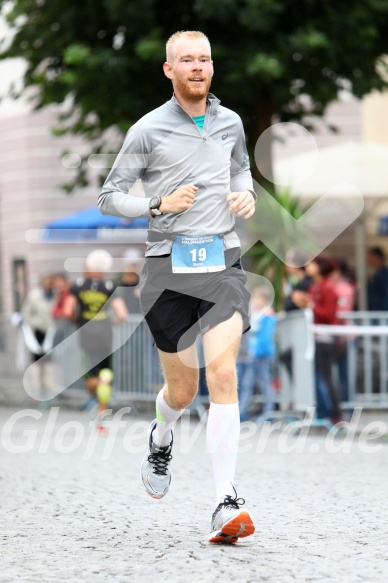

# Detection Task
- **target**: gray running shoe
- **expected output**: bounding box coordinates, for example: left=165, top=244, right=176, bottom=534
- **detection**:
left=209, top=486, right=255, bottom=544
left=141, top=419, right=173, bottom=499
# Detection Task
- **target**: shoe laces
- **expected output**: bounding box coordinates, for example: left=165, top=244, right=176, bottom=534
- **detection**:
left=212, top=486, right=245, bottom=521
left=148, top=446, right=172, bottom=476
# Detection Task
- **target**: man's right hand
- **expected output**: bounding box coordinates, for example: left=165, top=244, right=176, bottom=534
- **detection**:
left=159, top=184, right=198, bottom=214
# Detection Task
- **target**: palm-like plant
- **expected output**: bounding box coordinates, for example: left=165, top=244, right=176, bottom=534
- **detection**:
left=246, top=188, right=310, bottom=311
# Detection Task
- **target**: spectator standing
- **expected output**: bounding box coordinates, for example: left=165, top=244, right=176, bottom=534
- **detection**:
left=293, top=256, right=342, bottom=422
left=367, top=247, right=388, bottom=311
left=21, top=275, right=55, bottom=399
left=304, top=256, right=342, bottom=423
left=280, top=249, right=312, bottom=380
left=22, top=275, right=54, bottom=357
left=239, top=287, right=276, bottom=422
left=284, top=250, right=312, bottom=312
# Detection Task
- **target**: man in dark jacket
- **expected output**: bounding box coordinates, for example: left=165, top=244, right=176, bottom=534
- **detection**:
left=367, top=247, right=388, bottom=311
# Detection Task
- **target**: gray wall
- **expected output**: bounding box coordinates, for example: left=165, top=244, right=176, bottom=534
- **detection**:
left=0, top=106, right=145, bottom=313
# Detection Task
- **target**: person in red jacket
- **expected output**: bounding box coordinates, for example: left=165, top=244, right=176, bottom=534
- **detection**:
left=293, top=255, right=342, bottom=423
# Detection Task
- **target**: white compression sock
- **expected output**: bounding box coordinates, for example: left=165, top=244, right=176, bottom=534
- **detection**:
left=153, top=388, right=184, bottom=447
left=206, top=402, right=240, bottom=504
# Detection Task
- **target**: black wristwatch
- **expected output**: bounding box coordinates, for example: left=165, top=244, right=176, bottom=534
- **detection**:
left=149, top=195, right=163, bottom=216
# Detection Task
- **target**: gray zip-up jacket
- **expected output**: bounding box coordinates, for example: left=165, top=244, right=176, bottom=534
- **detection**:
left=98, top=93, right=255, bottom=256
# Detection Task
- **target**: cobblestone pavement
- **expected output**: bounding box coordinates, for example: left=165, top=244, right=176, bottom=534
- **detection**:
left=0, top=405, right=387, bottom=583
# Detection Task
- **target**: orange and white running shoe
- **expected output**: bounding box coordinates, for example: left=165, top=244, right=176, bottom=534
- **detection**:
left=209, top=487, right=255, bottom=544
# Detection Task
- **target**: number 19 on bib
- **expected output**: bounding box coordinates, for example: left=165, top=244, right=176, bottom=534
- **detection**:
left=171, top=235, right=226, bottom=273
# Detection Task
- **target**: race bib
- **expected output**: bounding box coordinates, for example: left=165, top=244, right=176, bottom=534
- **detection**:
left=171, top=234, right=226, bottom=273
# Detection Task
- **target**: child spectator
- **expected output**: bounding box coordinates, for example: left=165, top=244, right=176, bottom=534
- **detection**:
left=239, top=287, right=276, bottom=422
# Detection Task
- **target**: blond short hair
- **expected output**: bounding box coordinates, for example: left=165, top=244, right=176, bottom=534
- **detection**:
left=166, top=30, right=211, bottom=63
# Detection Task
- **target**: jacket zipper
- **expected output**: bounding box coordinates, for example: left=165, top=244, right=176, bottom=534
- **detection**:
left=173, top=99, right=215, bottom=139
left=163, top=98, right=217, bottom=234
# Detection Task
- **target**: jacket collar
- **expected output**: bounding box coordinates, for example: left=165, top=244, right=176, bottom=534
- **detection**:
left=168, top=92, right=221, bottom=115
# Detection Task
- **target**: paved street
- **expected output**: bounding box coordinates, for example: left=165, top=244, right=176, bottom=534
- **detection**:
left=0, top=405, right=387, bottom=583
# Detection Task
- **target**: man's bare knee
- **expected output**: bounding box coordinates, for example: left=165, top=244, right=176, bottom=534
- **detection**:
left=159, top=345, right=199, bottom=410
left=207, top=364, right=236, bottom=389
left=206, top=363, right=237, bottom=403
left=165, top=384, right=198, bottom=410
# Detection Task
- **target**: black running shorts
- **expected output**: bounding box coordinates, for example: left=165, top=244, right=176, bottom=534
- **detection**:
left=139, top=247, right=251, bottom=353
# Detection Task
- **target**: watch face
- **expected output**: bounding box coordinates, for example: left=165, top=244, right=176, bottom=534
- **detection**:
left=150, top=196, right=160, bottom=209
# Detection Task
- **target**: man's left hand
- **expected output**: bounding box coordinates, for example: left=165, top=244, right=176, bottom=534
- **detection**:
left=226, top=190, right=256, bottom=219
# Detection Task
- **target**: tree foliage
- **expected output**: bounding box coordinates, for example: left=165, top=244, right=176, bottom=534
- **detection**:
left=1, top=0, right=388, bottom=188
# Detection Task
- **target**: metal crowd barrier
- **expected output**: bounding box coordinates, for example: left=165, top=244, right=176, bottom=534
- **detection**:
left=276, top=310, right=315, bottom=412
left=0, top=317, right=23, bottom=391
left=277, top=310, right=388, bottom=411
left=0, top=316, right=164, bottom=401
left=111, top=316, right=164, bottom=400
left=333, top=311, right=388, bottom=407
left=1, top=311, right=388, bottom=409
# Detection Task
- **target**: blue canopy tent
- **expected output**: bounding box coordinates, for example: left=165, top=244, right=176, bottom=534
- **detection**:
left=41, top=207, right=148, bottom=242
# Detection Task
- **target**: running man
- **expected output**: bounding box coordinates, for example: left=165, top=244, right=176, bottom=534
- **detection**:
left=99, top=30, right=256, bottom=543
left=63, top=250, right=127, bottom=431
